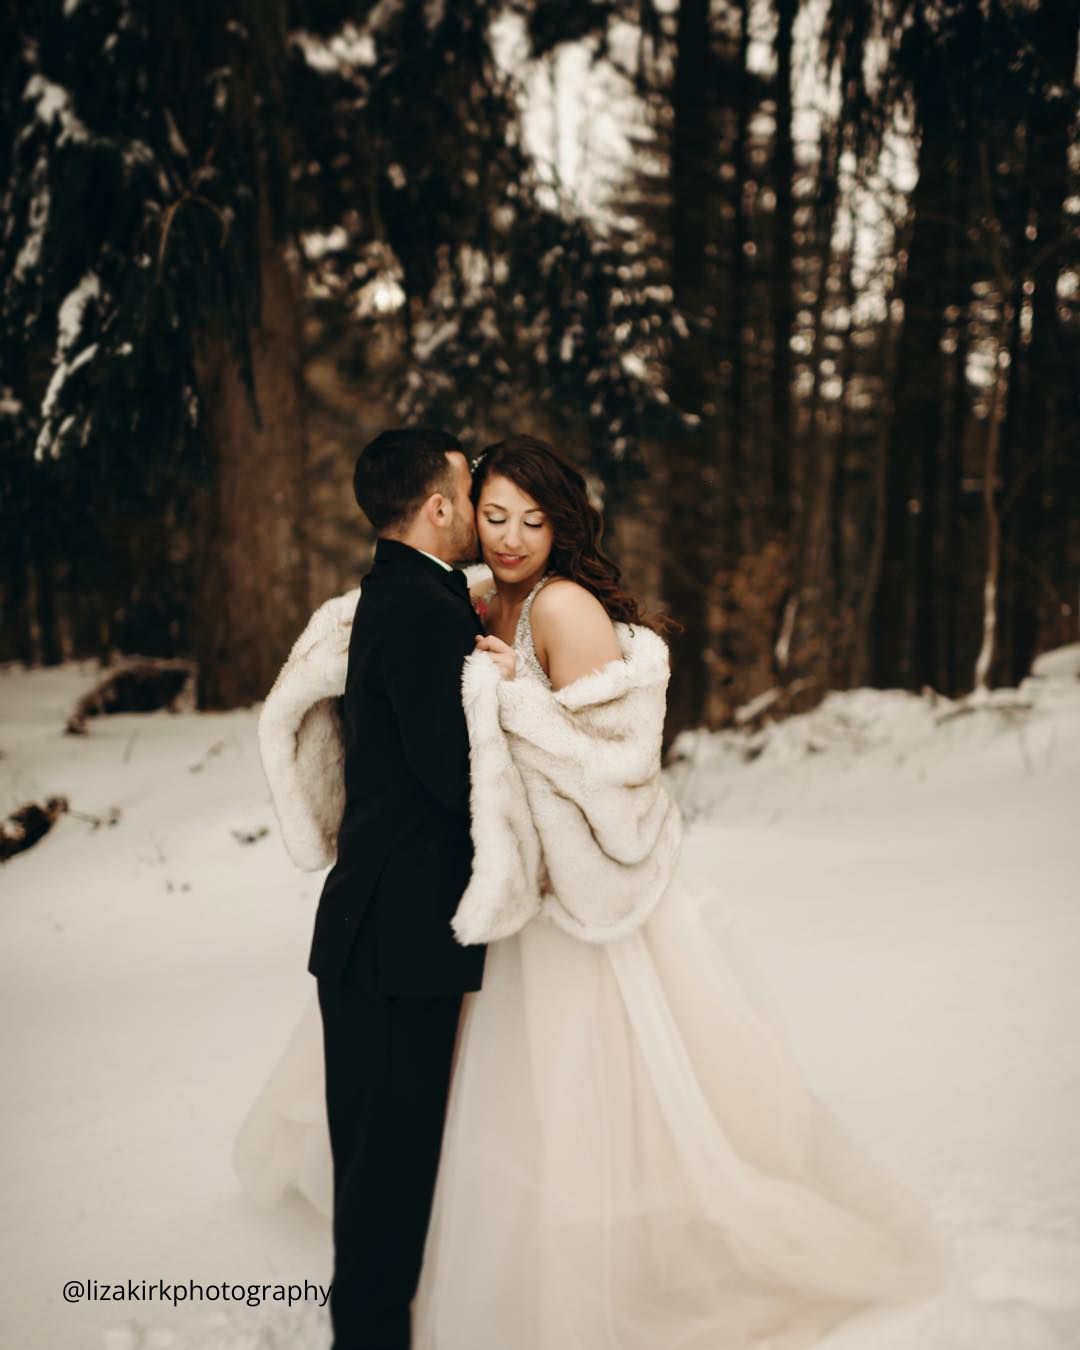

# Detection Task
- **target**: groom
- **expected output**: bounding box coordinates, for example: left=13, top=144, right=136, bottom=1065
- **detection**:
left=311, top=428, right=486, bottom=1350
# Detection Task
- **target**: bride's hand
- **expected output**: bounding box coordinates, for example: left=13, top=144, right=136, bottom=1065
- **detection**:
left=475, top=634, right=516, bottom=680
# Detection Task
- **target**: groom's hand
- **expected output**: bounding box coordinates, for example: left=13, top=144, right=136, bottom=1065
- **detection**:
left=475, top=634, right=516, bottom=680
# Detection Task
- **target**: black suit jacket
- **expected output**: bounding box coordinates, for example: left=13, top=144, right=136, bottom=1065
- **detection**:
left=309, top=538, right=486, bottom=994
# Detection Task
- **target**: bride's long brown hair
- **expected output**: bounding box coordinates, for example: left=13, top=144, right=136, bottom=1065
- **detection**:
left=471, top=435, right=675, bottom=635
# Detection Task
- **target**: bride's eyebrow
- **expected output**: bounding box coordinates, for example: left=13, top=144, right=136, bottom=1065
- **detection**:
left=482, top=501, right=545, bottom=516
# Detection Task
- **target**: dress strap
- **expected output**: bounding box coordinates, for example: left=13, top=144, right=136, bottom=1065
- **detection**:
left=513, top=575, right=554, bottom=683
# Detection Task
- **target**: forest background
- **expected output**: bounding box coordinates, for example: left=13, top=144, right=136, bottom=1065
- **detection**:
left=2, top=0, right=1077, bottom=744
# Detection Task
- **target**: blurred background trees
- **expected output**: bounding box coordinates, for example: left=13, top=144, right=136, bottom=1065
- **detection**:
left=1, top=0, right=1077, bottom=735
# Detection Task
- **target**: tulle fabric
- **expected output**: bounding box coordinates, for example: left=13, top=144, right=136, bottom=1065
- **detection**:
left=411, top=875, right=950, bottom=1350
left=233, top=996, right=333, bottom=1220
left=233, top=875, right=949, bottom=1349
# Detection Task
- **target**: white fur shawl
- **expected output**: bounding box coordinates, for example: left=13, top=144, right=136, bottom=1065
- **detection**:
left=257, top=579, right=682, bottom=944
left=452, top=625, right=682, bottom=944
left=257, top=587, right=358, bottom=872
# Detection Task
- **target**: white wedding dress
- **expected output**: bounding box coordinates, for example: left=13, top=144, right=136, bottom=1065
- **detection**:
left=235, top=580, right=950, bottom=1349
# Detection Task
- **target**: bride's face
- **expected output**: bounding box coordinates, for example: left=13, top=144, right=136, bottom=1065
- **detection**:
left=476, top=473, right=555, bottom=585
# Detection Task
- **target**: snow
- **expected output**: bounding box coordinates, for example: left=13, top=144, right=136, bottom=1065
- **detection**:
left=2, top=660, right=1079, bottom=1349
left=13, top=150, right=51, bottom=284
left=163, top=111, right=190, bottom=163
left=412, top=316, right=460, bottom=360
left=34, top=274, right=102, bottom=460
left=299, top=228, right=348, bottom=261
left=1031, top=643, right=1080, bottom=682
left=23, top=73, right=91, bottom=147
left=291, top=23, right=377, bottom=74
left=24, top=73, right=74, bottom=129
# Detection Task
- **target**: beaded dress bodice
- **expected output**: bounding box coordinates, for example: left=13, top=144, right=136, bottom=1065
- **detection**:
left=511, top=575, right=554, bottom=687
left=480, top=574, right=554, bottom=687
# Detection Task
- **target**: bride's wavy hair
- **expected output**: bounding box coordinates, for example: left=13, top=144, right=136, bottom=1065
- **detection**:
left=471, top=435, right=676, bottom=635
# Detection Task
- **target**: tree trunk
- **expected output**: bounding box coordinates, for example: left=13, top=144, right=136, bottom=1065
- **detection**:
left=712, top=0, right=755, bottom=717
left=830, top=219, right=860, bottom=688
left=870, top=104, right=950, bottom=689
left=996, top=250, right=1027, bottom=689
left=771, top=0, right=796, bottom=534
left=193, top=200, right=309, bottom=709
left=29, top=517, right=62, bottom=666
left=1006, top=0, right=1078, bottom=679
left=789, top=113, right=842, bottom=704
left=1, top=449, right=35, bottom=664
left=730, top=0, right=751, bottom=551
left=2, top=523, right=34, bottom=665
left=853, top=311, right=896, bottom=689
left=942, top=299, right=968, bottom=695
left=661, top=0, right=715, bottom=745
left=973, top=324, right=1010, bottom=694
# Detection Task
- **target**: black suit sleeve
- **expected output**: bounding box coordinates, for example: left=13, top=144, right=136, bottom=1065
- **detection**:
left=380, top=594, right=473, bottom=815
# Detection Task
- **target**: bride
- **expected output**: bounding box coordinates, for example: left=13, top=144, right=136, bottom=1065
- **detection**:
left=239, top=434, right=950, bottom=1349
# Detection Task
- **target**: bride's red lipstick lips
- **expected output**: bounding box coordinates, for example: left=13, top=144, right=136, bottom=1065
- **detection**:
left=494, top=553, right=525, bottom=565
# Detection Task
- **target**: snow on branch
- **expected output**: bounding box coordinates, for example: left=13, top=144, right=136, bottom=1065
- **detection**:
left=291, top=23, right=377, bottom=74
left=22, top=73, right=91, bottom=146
left=11, top=76, right=98, bottom=286
left=34, top=271, right=102, bottom=461
left=57, top=271, right=101, bottom=355
left=12, top=150, right=51, bottom=285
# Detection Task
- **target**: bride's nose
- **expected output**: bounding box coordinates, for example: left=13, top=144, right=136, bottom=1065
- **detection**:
left=501, top=521, right=523, bottom=549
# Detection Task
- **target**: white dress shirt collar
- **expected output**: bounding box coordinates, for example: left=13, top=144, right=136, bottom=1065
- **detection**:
left=415, top=547, right=452, bottom=572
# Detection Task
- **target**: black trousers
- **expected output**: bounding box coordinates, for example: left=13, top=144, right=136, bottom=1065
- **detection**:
left=317, top=978, right=463, bottom=1350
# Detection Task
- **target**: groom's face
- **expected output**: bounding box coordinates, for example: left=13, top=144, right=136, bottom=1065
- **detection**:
left=443, top=451, right=478, bottom=562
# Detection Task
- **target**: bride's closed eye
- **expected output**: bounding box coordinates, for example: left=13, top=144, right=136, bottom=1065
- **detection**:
left=484, top=516, right=544, bottom=529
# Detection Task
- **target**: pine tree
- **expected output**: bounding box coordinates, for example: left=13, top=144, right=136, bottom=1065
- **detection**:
left=0, top=0, right=309, bottom=703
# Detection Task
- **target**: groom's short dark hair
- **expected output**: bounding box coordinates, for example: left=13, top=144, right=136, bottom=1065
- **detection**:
left=353, top=428, right=464, bottom=533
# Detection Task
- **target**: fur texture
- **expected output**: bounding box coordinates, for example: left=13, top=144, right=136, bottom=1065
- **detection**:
left=257, top=566, right=491, bottom=871
left=258, top=576, right=682, bottom=945
left=453, top=623, right=682, bottom=944
left=257, top=588, right=358, bottom=871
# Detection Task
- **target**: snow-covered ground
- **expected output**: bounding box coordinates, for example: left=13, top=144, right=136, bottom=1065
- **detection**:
left=2, top=657, right=1079, bottom=1349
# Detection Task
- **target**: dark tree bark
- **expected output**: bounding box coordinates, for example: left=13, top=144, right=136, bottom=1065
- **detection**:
left=941, top=292, right=968, bottom=696
left=854, top=311, right=896, bottom=689
left=1, top=450, right=36, bottom=665
left=871, top=87, right=951, bottom=689
left=789, top=111, right=843, bottom=703
left=730, top=0, right=751, bottom=551
left=1, top=545, right=32, bottom=664
left=661, top=0, right=715, bottom=743
left=770, top=0, right=797, bottom=533
left=996, top=178, right=1029, bottom=691
left=29, top=524, right=62, bottom=666
left=193, top=202, right=309, bottom=709
left=1000, top=0, right=1079, bottom=683
left=829, top=238, right=858, bottom=688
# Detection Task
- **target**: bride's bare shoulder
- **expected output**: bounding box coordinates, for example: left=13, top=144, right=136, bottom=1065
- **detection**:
left=531, top=579, right=622, bottom=689
left=532, top=577, right=608, bottom=624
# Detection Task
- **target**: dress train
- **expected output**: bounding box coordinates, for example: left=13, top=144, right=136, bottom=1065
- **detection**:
left=410, top=874, right=949, bottom=1350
